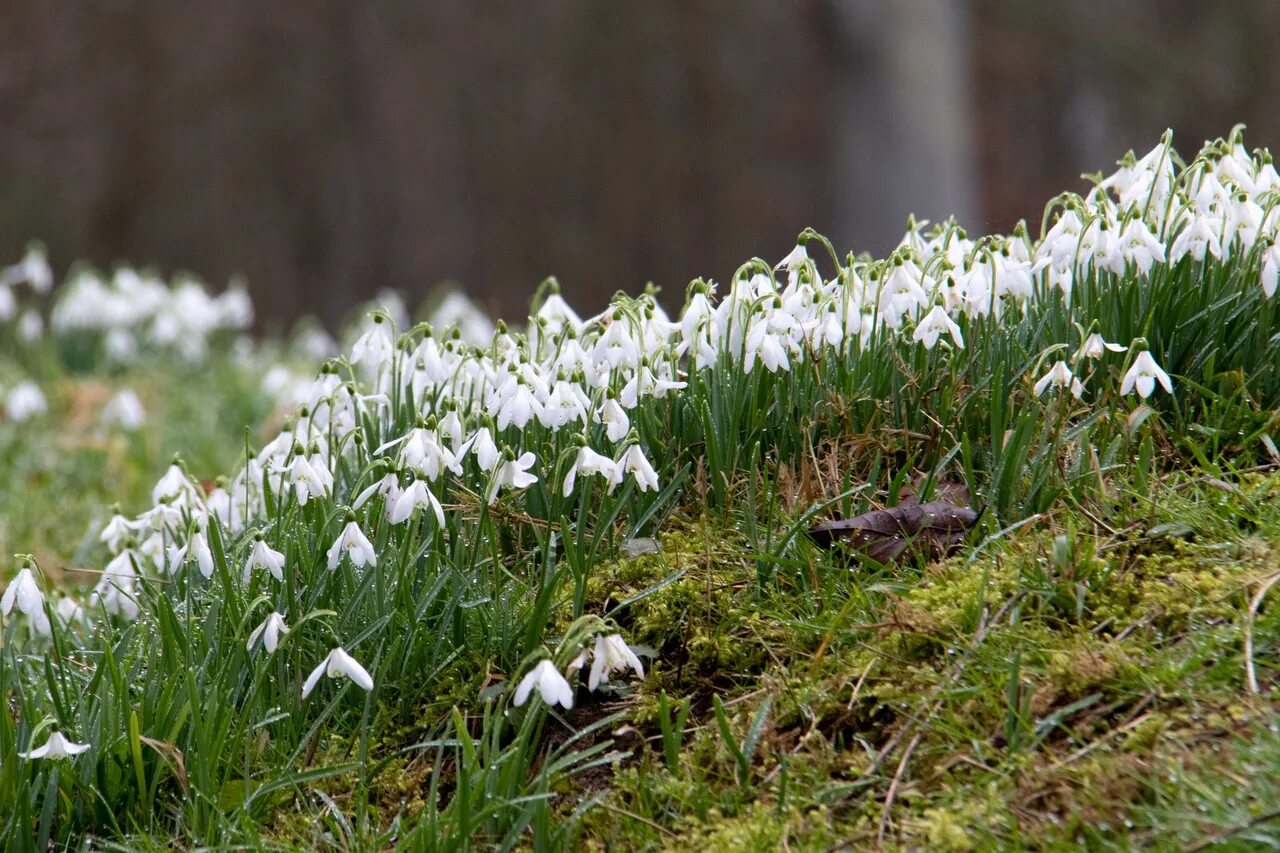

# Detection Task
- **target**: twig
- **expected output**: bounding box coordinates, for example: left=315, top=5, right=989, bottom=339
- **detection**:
left=1244, top=570, right=1280, bottom=693
left=596, top=802, right=676, bottom=837
left=1185, top=807, right=1280, bottom=852
left=878, top=731, right=921, bottom=845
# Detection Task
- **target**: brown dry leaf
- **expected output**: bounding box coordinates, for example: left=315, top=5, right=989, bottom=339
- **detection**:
left=807, top=499, right=981, bottom=564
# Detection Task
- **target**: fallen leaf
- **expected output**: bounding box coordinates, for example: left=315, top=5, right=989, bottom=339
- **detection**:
left=808, top=500, right=981, bottom=563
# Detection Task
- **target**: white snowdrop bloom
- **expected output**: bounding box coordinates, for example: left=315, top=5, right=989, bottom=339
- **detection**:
left=1033, top=361, right=1084, bottom=399
left=591, top=316, right=642, bottom=370
left=1077, top=333, right=1126, bottom=360
left=5, top=381, right=47, bottom=422
left=244, top=537, right=286, bottom=584
left=55, top=596, right=85, bottom=626
left=214, top=284, right=254, bottom=329
left=588, top=633, right=645, bottom=691
left=616, top=444, right=659, bottom=493
left=0, top=284, right=15, bottom=321
left=563, top=445, right=621, bottom=497
left=389, top=479, right=446, bottom=527
left=247, top=612, right=290, bottom=654
left=20, top=731, right=90, bottom=760
left=100, top=513, right=139, bottom=553
left=352, top=471, right=403, bottom=511
left=743, top=314, right=793, bottom=374
left=188, top=530, right=215, bottom=579
left=350, top=319, right=395, bottom=367
left=496, top=382, right=543, bottom=431
left=104, top=328, right=138, bottom=363
left=151, top=464, right=198, bottom=506
left=468, top=427, right=501, bottom=472
left=1, top=243, right=53, bottom=293
left=102, top=389, right=146, bottom=431
left=539, top=379, right=591, bottom=430
left=1169, top=214, right=1223, bottom=263
left=2, top=568, right=50, bottom=636
left=138, top=531, right=167, bottom=574
left=512, top=659, right=574, bottom=709
left=536, top=291, right=583, bottom=335
left=17, top=309, right=43, bottom=343
left=487, top=452, right=539, bottom=504
left=302, top=647, right=374, bottom=698
left=911, top=305, right=964, bottom=350
left=1119, top=219, right=1166, bottom=274
left=1121, top=351, right=1174, bottom=399
left=1225, top=194, right=1263, bottom=250
left=286, top=453, right=330, bottom=506
left=1261, top=242, right=1280, bottom=298
left=594, top=398, right=630, bottom=444
left=619, top=364, right=686, bottom=408
left=91, top=550, right=140, bottom=620
left=326, top=520, right=377, bottom=571
left=438, top=410, right=466, bottom=449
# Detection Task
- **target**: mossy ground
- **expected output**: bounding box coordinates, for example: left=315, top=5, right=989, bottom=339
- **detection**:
left=541, top=470, right=1280, bottom=850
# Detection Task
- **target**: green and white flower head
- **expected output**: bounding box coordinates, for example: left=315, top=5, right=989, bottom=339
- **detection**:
left=587, top=633, right=645, bottom=692
left=20, top=730, right=90, bottom=760
left=327, top=516, right=377, bottom=571
left=247, top=612, right=290, bottom=654
left=302, top=647, right=373, bottom=698
left=513, top=659, right=574, bottom=710
left=2, top=565, right=50, bottom=636
left=1121, top=349, right=1173, bottom=399
left=1034, top=361, right=1084, bottom=399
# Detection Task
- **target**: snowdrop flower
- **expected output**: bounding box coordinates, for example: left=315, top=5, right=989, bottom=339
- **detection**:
left=594, top=397, right=630, bottom=444
left=616, top=444, right=660, bottom=493
left=1169, top=215, right=1223, bottom=263
left=188, top=531, right=215, bottom=579
left=102, top=389, right=145, bottom=430
left=247, top=612, right=290, bottom=654
left=1033, top=361, right=1084, bottom=398
left=486, top=452, right=538, bottom=504
left=152, top=464, right=198, bottom=506
left=389, top=478, right=446, bottom=526
left=91, top=550, right=140, bottom=620
left=20, top=731, right=90, bottom=760
left=1121, top=351, right=1174, bottom=398
left=17, top=309, right=43, bottom=343
left=1261, top=241, right=1280, bottom=298
left=326, top=519, right=377, bottom=570
left=562, top=445, right=621, bottom=497
left=512, top=659, right=574, bottom=709
left=587, top=633, right=645, bottom=691
left=99, top=513, right=138, bottom=554
left=350, top=317, right=395, bottom=367
left=5, top=381, right=47, bottom=422
left=244, top=536, right=286, bottom=584
left=911, top=305, right=964, bottom=350
left=1077, top=333, right=1126, bottom=360
left=302, top=647, right=374, bottom=698
left=1119, top=218, right=1166, bottom=273
left=467, top=427, right=501, bottom=472
left=2, top=567, right=50, bottom=636
left=55, top=596, right=85, bottom=626
left=352, top=470, right=403, bottom=511
left=286, top=453, right=331, bottom=506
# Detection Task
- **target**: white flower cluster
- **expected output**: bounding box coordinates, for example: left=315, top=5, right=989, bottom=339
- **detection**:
left=11, top=127, right=1277, bottom=725
left=50, top=267, right=253, bottom=362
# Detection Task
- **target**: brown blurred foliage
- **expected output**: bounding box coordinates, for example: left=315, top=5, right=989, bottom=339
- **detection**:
left=2, top=1, right=1279, bottom=326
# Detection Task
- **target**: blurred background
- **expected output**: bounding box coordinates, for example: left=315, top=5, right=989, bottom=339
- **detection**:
left=2, top=1, right=1278, bottom=327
